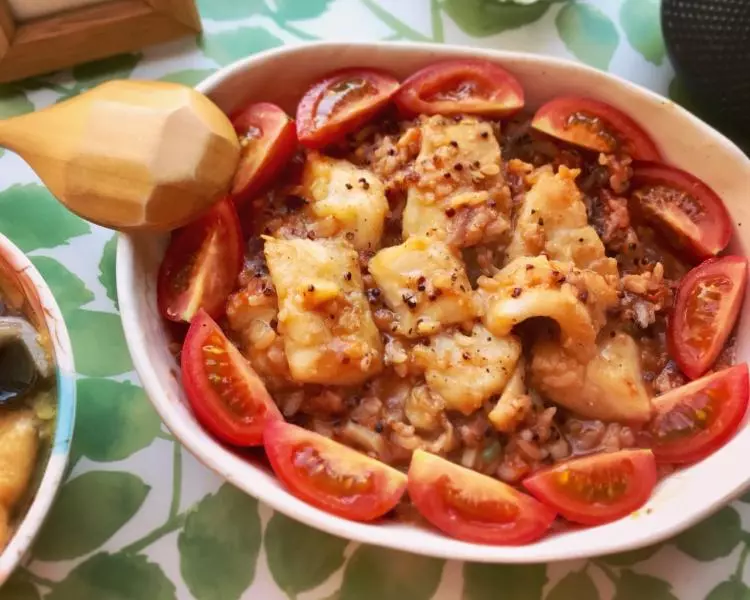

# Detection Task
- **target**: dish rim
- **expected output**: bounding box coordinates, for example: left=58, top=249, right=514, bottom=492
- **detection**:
left=0, top=232, right=75, bottom=582
left=117, top=41, right=750, bottom=563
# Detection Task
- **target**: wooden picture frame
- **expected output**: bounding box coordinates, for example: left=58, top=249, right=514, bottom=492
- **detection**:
left=0, top=0, right=201, bottom=83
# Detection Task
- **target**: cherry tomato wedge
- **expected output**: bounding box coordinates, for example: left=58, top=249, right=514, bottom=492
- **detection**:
left=648, top=364, right=748, bottom=465
left=531, top=96, right=661, bottom=161
left=181, top=310, right=282, bottom=446
left=407, top=450, right=556, bottom=545
left=157, top=196, right=243, bottom=322
left=523, top=449, right=657, bottom=526
left=630, top=162, right=733, bottom=260
left=669, top=256, right=748, bottom=379
left=230, top=102, right=297, bottom=208
left=394, top=59, right=524, bottom=118
left=296, top=68, right=399, bottom=149
left=264, top=420, right=407, bottom=521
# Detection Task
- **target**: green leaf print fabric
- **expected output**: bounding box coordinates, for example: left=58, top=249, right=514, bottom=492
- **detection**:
left=178, top=485, right=262, bottom=600
left=0, top=1, right=747, bottom=599
left=556, top=2, right=620, bottom=70
left=46, top=553, right=176, bottom=600
left=0, top=185, right=90, bottom=253
left=546, top=570, right=599, bottom=600
left=444, top=0, right=552, bottom=37
left=339, top=546, right=443, bottom=600
left=72, top=378, right=161, bottom=462
left=265, top=512, right=348, bottom=599
left=33, top=472, right=150, bottom=561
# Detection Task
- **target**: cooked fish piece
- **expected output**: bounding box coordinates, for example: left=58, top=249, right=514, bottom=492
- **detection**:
left=530, top=331, right=652, bottom=422
left=412, top=324, right=522, bottom=415
left=478, top=255, right=618, bottom=361
left=403, top=115, right=511, bottom=247
left=369, top=236, right=476, bottom=338
left=301, top=153, right=388, bottom=251
left=264, top=237, right=383, bottom=385
left=488, top=357, right=531, bottom=433
left=507, top=165, right=619, bottom=283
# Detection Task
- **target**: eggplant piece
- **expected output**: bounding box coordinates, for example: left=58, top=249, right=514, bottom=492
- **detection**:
left=0, top=317, right=51, bottom=404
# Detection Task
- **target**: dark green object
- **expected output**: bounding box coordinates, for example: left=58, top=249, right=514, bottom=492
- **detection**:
left=662, top=0, right=750, bottom=140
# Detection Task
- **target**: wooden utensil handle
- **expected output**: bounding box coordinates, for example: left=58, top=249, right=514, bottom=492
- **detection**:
left=0, top=80, right=240, bottom=231
left=0, top=114, right=31, bottom=154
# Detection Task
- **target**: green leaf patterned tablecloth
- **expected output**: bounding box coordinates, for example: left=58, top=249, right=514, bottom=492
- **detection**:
left=0, top=1, right=747, bottom=598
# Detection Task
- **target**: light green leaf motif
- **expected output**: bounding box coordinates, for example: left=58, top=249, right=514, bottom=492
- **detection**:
left=34, top=471, right=150, bottom=561
left=159, top=69, right=217, bottom=87
left=47, top=553, right=176, bottom=600
left=199, top=27, right=283, bottom=67
left=339, top=546, right=443, bottom=600
left=273, top=0, right=332, bottom=21
left=266, top=512, right=348, bottom=599
left=72, top=53, right=143, bottom=89
left=178, top=483, right=262, bottom=600
left=602, top=542, right=663, bottom=566
left=0, top=184, right=90, bottom=252
left=556, top=2, right=619, bottom=71
left=196, top=0, right=266, bottom=20
left=443, top=0, right=551, bottom=37
left=674, top=506, right=743, bottom=560
left=706, top=579, right=750, bottom=600
left=73, top=378, right=161, bottom=462
left=0, top=81, right=33, bottom=155
left=98, top=235, right=118, bottom=309
left=613, top=570, right=677, bottom=600
left=547, top=570, right=599, bottom=600
left=0, top=572, right=40, bottom=600
left=0, top=83, right=34, bottom=118
left=66, top=309, right=133, bottom=377
left=30, top=256, right=94, bottom=317
left=620, top=0, right=664, bottom=65
left=361, top=0, right=430, bottom=41
left=464, top=562, right=546, bottom=600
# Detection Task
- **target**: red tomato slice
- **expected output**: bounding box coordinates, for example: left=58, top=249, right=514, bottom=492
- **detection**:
left=523, top=449, right=657, bottom=526
left=648, top=364, right=748, bottom=464
left=407, top=450, right=556, bottom=545
left=296, top=68, right=400, bottom=149
left=157, top=197, right=243, bottom=323
left=630, top=162, right=733, bottom=260
left=669, top=256, right=748, bottom=379
left=263, top=420, right=407, bottom=521
left=394, top=59, right=524, bottom=118
left=230, top=102, right=297, bottom=208
left=181, top=310, right=282, bottom=446
left=531, top=96, right=661, bottom=161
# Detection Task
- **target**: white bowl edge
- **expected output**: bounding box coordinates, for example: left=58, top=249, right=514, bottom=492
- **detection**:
left=0, top=233, right=75, bottom=582
left=117, top=42, right=750, bottom=563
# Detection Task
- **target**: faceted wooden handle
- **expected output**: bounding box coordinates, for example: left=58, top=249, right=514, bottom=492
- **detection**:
left=0, top=80, right=240, bottom=231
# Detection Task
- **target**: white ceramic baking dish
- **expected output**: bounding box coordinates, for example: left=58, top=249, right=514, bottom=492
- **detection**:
left=117, top=41, right=750, bottom=563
